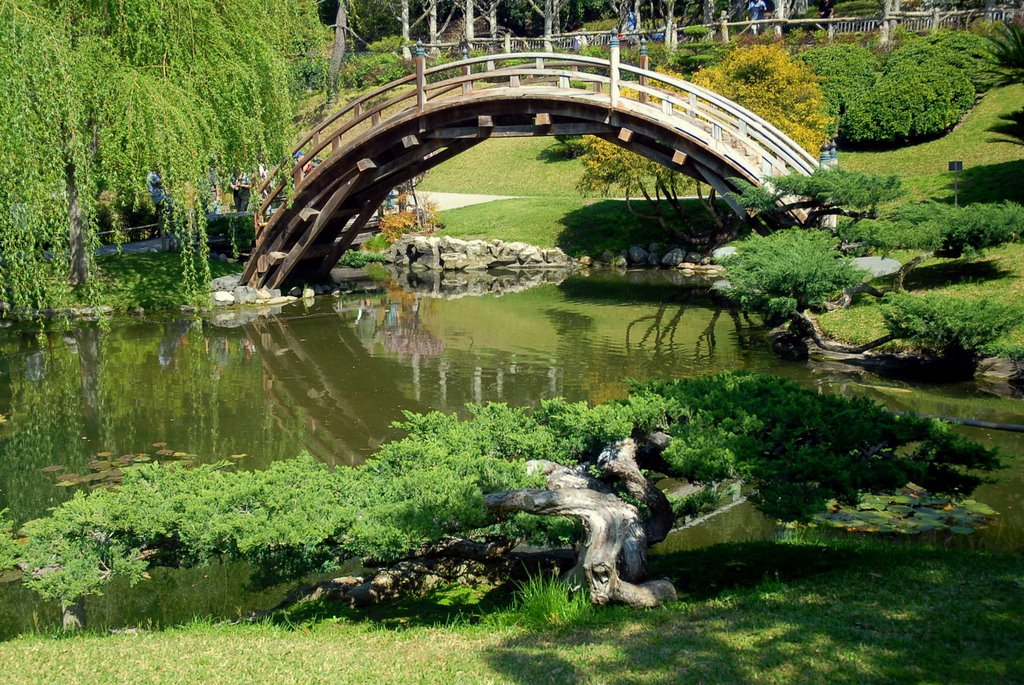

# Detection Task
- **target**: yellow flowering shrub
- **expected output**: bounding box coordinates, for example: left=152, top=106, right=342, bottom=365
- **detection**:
left=690, top=44, right=833, bottom=154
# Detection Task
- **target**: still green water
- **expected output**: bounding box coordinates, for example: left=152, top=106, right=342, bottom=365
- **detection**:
left=0, top=270, right=1021, bottom=636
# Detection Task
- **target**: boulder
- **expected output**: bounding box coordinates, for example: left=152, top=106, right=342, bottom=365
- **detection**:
left=212, top=291, right=236, bottom=306
left=542, top=248, right=569, bottom=265
left=685, top=251, right=702, bottom=264
left=302, top=287, right=315, bottom=299
left=661, top=248, right=686, bottom=267
left=578, top=255, right=592, bottom=267
left=647, top=252, right=661, bottom=267
left=628, top=245, right=649, bottom=265
left=712, top=246, right=737, bottom=260
left=232, top=286, right=259, bottom=304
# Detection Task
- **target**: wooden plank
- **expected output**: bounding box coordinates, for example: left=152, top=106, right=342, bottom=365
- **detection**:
left=672, top=150, right=688, bottom=166
left=402, top=135, right=421, bottom=148
left=356, top=158, right=377, bottom=172
left=478, top=115, right=494, bottom=127
left=617, top=128, right=634, bottom=143
left=299, top=207, right=320, bottom=222
left=426, top=123, right=611, bottom=139
left=268, top=251, right=287, bottom=265
left=534, top=112, right=551, bottom=126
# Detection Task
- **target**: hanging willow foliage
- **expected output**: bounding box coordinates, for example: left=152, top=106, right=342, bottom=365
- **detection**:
left=0, top=0, right=326, bottom=309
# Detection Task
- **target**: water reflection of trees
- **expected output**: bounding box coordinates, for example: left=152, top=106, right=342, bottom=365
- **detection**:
left=0, top=321, right=303, bottom=523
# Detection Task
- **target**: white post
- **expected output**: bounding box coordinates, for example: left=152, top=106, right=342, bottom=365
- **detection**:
left=415, top=41, right=426, bottom=112
left=609, top=29, right=620, bottom=108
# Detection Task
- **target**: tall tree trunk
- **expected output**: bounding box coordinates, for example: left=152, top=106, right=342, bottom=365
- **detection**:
left=429, top=0, right=438, bottom=45
left=488, top=0, right=498, bottom=38
left=664, top=0, right=676, bottom=47
left=465, top=0, right=475, bottom=41
left=327, top=0, right=348, bottom=103
left=66, top=158, right=88, bottom=288
left=544, top=0, right=554, bottom=50
left=703, top=0, right=715, bottom=24
left=401, top=0, right=411, bottom=58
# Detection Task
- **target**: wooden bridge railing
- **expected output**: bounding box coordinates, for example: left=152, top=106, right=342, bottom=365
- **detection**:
left=416, top=5, right=1020, bottom=52
left=255, top=43, right=817, bottom=246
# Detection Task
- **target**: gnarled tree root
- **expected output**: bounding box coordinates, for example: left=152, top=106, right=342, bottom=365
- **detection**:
left=485, top=441, right=678, bottom=608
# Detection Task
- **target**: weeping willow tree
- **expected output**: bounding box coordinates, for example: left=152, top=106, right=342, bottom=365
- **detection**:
left=0, top=0, right=324, bottom=309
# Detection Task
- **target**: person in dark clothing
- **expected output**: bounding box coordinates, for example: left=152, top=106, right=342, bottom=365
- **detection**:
left=820, top=0, right=835, bottom=18
left=230, top=171, right=251, bottom=213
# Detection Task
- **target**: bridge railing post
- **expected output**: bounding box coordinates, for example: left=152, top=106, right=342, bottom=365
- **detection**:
left=609, top=29, right=620, bottom=108
left=415, top=41, right=427, bottom=112
left=638, top=38, right=649, bottom=105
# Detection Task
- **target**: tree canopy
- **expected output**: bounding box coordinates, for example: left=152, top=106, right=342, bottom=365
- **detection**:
left=0, top=0, right=324, bottom=308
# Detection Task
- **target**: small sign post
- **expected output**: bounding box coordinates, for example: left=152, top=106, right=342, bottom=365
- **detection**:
left=948, top=161, right=963, bottom=206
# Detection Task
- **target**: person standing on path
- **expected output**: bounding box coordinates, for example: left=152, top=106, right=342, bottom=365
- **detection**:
left=749, top=0, right=767, bottom=32
left=230, top=170, right=251, bottom=213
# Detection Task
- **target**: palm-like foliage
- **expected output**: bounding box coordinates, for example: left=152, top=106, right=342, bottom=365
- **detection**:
left=988, top=22, right=1024, bottom=87
left=989, top=107, right=1024, bottom=147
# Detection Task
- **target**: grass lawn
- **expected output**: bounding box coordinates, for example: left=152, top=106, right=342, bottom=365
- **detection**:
left=86, top=253, right=240, bottom=311
left=1, top=538, right=1022, bottom=684
left=843, top=85, right=1024, bottom=205
left=818, top=243, right=1024, bottom=351
left=437, top=197, right=721, bottom=257
left=417, top=138, right=602, bottom=198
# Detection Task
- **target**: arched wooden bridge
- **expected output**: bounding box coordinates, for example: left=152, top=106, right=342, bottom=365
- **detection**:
left=243, top=42, right=818, bottom=289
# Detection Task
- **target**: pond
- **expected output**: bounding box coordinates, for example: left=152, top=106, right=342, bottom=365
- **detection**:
left=0, top=269, right=1021, bottom=637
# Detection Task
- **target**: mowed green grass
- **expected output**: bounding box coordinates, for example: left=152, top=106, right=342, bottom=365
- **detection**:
left=843, top=85, right=1024, bottom=205
left=417, top=138, right=600, bottom=198
left=87, top=252, right=240, bottom=311
left=1, top=540, right=1022, bottom=684
left=819, top=243, right=1024, bottom=349
left=437, top=197, right=720, bottom=257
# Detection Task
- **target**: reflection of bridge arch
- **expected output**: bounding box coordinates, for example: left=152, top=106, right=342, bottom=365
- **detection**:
left=243, top=47, right=817, bottom=289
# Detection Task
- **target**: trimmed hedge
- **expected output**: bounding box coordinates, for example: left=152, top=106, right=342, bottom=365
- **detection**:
left=842, top=57, right=974, bottom=145
left=798, top=33, right=988, bottom=145
left=798, top=44, right=878, bottom=136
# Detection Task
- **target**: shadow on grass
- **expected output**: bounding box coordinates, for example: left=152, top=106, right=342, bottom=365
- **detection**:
left=274, top=583, right=519, bottom=630
left=554, top=199, right=720, bottom=257
left=483, top=540, right=1024, bottom=684
left=904, top=258, right=1014, bottom=291
left=958, top=159, right=1024, bottom=205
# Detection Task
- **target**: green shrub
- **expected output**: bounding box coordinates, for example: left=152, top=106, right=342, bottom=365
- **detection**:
left=337, top=249, right=388, bottom=268
left=338, top=52, right=409, bottom=89
left=10, top=373, right=998, bottom=607
left=843, top=201, right=1023, bottom=256
left=290, top=53, right=329, bottom=94
left=893, top=30, right=997, bottom=91
left=643, top=372, right=998, bottom=521
left=723, top=229, right=867, bottom=322
left=891, top=201, right=1023, bottom=257
left=843, top=49, right=974, bottom=144
left=681, top=25, right=712, bottom=40
left=882, top=294, right=1020, bottom=357
left=550, top=135, right=589, bottom=159
left=367, top=35, right=409, bottom=54
left=798, top=44, right=878, bottom=135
